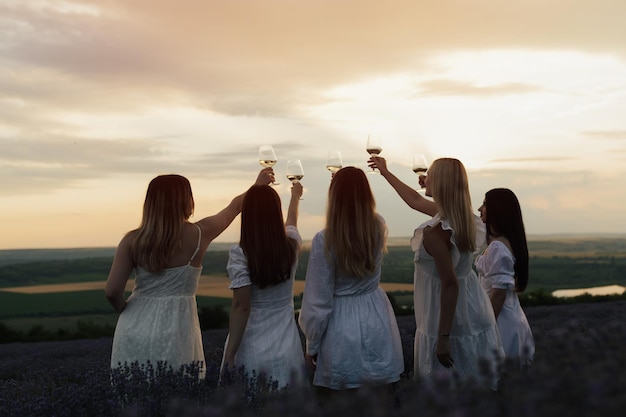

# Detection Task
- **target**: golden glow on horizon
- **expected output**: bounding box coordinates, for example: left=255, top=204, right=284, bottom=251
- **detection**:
left=2, top=2, right=626, bottom=249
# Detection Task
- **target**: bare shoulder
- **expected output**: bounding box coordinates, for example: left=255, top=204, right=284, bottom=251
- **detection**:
left=194, top=216, right=218, bottom=237
left=423, top=223, right=452, bottom=252
left=117, top=230, right=137, bottom=250
left=423, top=223, right=451, bottom=240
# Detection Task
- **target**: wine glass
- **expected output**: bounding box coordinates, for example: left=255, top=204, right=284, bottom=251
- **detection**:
left=259, top=145, right=279, bottom=185
left=413, top=153, right=428, bottom=192
left=366, top=134, right=383, bottom=173
left=325, top=150, right=343, bottom=175
left=286, top=159, right=304, bottom=199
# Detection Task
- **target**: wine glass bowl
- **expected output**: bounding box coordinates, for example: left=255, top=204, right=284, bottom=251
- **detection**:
left=259, top=145, right=279, bottom=185
left=286, top=159, right=304, bottom=183
left=326, top=150, right=343, bottom=174
left=286, top=159, right=304, bottom=200
left=366, top=134, right=383, bottom=173
left=259, top=145, right=278, bottom=168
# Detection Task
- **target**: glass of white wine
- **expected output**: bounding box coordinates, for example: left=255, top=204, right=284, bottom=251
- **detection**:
left=259, top=145, right=279, bottom=185
left=326, top=150, right=343, bottom=175
left=413, top=153, right=428, bottom=192
left=286, top=159, right=304, bottom=199
left=366, top=134, right=383, bottom=174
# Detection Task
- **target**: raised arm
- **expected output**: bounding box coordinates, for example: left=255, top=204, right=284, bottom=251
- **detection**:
left=285, top=181, right=303, bottom=228
left=369, top=156, right=437, bottom=217
left=197, top=168, right=274, bottom=243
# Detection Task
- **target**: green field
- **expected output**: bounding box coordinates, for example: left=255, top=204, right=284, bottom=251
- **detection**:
left=0, top=236, right=625, bottom=341
left=0, top=289, right=232, bottom=335
left=0, top=290, right=231, bottom=318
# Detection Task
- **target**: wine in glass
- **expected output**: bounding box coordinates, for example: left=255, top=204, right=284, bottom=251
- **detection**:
left=413, top=153, right=428, bottom=192
left=286, top=159, right=304, bottom=183
left=326, top=150, right=343, bottom=174
left=259, top=145, right=279, bottom=185
left=366, top=134, right=383, bottom=173
left=286, top=159, right=304, bottom=199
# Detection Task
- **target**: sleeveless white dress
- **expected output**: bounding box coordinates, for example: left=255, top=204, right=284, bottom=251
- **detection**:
left=411, top=214, right=503, bottom=389
left=110, top=224, right=205, bottom=377
left=475, top=240, right=535, bottom=364
left=220, top=226, right=306, bottom=388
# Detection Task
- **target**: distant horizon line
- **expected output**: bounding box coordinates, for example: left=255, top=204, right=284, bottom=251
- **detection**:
left=2, top=232, right=626, bottom=252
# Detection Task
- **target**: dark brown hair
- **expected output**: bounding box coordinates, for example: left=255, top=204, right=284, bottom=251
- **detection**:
left=240, top=185, right=297, bottom=288
left=485, top=188, right=529, bottom=292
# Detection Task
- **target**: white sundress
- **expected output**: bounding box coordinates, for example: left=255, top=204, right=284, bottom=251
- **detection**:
left=475, top=240, right=535, bottom=364
left=110, top=224, right=205, bottom=377
left=411, top=214, right=503, bottom=389
left=220, top=226, right=306, bottom=389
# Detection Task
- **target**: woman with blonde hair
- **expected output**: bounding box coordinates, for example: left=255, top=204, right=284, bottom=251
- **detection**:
left=298, top=167, right=404, bottom=392
left=370, top=156, right=503, bottom=389
left=105, top=168, right=274, bottom=377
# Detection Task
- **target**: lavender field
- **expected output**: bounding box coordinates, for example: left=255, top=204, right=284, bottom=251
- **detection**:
left=1, top=300, right=625, bottom=417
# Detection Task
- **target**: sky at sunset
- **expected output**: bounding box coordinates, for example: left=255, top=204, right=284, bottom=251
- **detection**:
left=1, top=0, right=626, bottom=250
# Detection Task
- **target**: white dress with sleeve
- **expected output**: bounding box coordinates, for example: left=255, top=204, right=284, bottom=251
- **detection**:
left=298, top=217, right=404, bottom=390
left=220, top=226, right=306, bottom=388
left=411, top=214, right=503, bottom=389
left=110, top=224, right=205, bottom=377
left=475, top=240, right=535, bottom=364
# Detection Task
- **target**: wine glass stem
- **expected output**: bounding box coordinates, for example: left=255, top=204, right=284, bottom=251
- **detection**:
left=369, top=153, right=378, bottom=173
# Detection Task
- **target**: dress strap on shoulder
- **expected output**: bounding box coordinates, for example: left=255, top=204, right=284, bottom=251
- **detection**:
left=188, top=223, right=202, bottom=263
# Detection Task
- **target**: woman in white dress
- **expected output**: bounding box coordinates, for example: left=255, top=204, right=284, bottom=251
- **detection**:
left=475, top=188, right=535, bottom=365
left=369, top=156, right=503, bottom=389
left=220, top=182, right=305, bottom=388
left=105, top=168, right=274, bottom=377
left=298, top=167, right=404, bottom=391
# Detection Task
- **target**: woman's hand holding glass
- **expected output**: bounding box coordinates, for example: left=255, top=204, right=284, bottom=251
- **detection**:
left=367, top=155, right=388, bottom=175
left=413, top=154, right=428, bottom=192
left=255, top=167, right=275, bottom=186
left=366, top=134, right=383, bottom=174
left=290, top=181, right=303, bottom=201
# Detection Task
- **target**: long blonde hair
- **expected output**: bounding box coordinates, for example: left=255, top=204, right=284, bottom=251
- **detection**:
left=325, top=167, right=386, bottom=276
left=428, top=158, right=476, bottom=252
left=130, top=174, right=195, bottom=273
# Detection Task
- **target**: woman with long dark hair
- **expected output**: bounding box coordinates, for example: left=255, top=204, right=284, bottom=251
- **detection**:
left=220, top=182, right=305, bottom=388
left=106, top=169, right=273, bottom=377
left=298, top=167, right=403, bottom=391
left=475, top=188, right=534, bottom=364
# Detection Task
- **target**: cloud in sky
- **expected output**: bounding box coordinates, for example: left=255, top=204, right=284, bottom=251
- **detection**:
left=1, top=0, right=626, bottom=249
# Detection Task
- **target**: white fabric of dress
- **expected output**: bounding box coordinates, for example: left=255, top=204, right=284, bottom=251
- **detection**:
left=298, top=217, right=404, bottom=390
left=475, top=240, right=535, bottom=364
left=411, top=214, right=503, bottom=389
left=220, top=226, right=306, bottom=389
left=110, top=224, right=205, bottom=377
